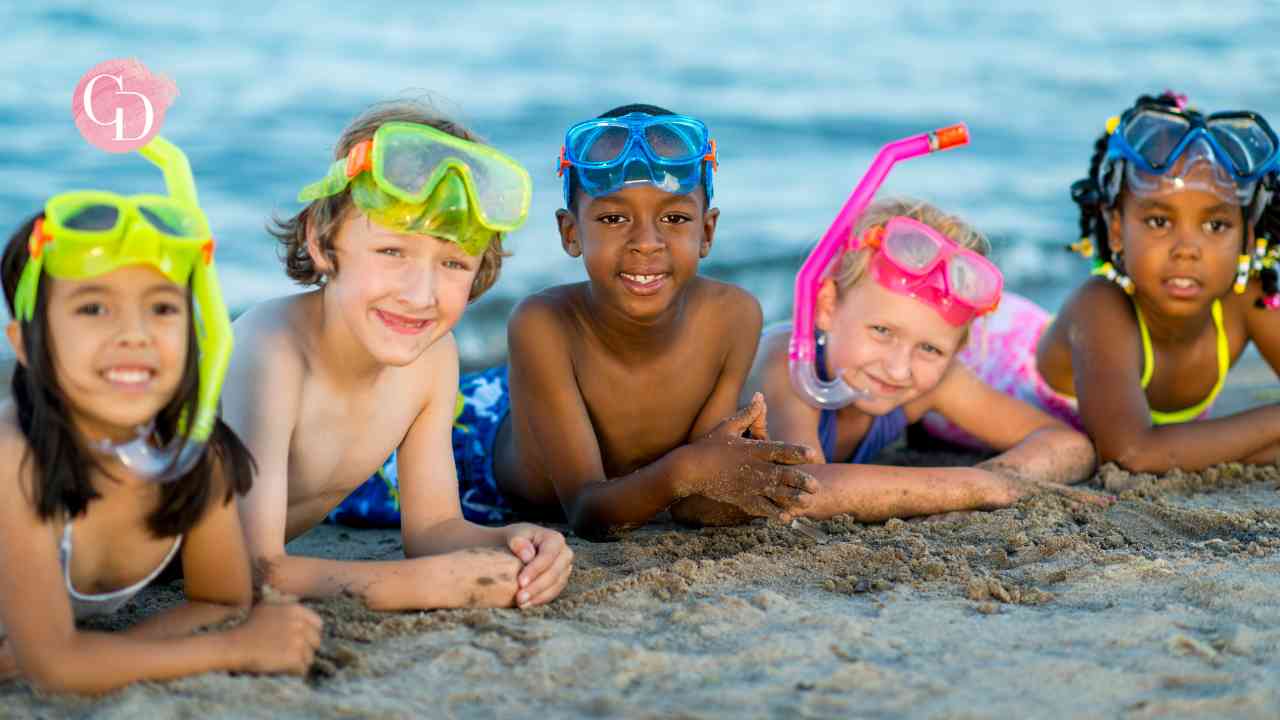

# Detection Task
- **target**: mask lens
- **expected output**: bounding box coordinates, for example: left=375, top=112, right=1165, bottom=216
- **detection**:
left=1208, top=116, right=1276, bottom=176
left=946, top=254, right=999, bottom=304
left=1123, top=109, right=1191, bottom=170
left=138, top=202, right=204, bottom=238
left=381, top=130, right=449, bottom=197
left=61, top=204, right=119, bottom=231
left=569, top=125, right=630, bottom=164
left=642, top=120, right=705, bottom=163
left=883, top=225, right=942, bottom=273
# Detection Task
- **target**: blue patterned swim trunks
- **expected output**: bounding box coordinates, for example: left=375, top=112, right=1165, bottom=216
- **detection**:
left=327, top=366, right=513, bottom=527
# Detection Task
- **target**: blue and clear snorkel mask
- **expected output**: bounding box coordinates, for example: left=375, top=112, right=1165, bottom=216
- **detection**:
left=557, top=112, right=717, bottom=206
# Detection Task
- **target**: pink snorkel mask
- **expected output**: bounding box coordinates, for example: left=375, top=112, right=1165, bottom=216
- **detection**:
left=859, top=217, right=1002, bottom=326
left=789, top=124, right=970, bottom=409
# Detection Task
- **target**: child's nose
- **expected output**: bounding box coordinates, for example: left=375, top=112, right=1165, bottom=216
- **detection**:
left=884, top=344, right=912, bottom=382
left=1170, top=227, right=1204, bottom=260
left=398, top=261, right=439, bottom=309
left=114, top=307, right=152, bottom=347
left=627, top=222, right=666, bottom=254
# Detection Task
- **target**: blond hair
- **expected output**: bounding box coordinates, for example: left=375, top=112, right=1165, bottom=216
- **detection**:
left=829, top=197, right=989, bottom=296
left=269, top=100, right=508, bottom=300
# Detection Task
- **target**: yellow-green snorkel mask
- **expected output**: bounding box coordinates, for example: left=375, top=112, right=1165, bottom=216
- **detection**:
left=297, top=121, right=532, bottom=255
left=14, top=136, right=231, bottom=483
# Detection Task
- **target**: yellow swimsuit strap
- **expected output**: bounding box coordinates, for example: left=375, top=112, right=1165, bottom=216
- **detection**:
left=1134, top=298, right=1229, bottom=424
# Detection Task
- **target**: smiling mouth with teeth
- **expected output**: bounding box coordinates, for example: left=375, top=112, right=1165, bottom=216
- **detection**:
left=102, top=367, right=154, bottom=385
left=620, top=273, right=666, bottom=284
left=1168, top=278, right=1198, bottom=288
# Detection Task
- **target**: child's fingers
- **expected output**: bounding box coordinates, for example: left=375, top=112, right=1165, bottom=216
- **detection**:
left=516, top=533, right=567, bottom=589
left=719, top=393, right=765, bottom=438
left=763, top=483, right=816, bottom=512
left=745, top=439, right=818, bottom=465
left=747, top=395, right=770, bottom=440
left=520, top=549, right=574, bottom=607
left=507, top=534, right=537, bottom=564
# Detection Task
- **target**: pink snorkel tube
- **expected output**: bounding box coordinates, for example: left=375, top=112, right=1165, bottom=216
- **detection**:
left=789, top=123, right=970, bottom=409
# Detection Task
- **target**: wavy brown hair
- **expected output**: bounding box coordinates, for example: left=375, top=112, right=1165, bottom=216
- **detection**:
left=270, top=100, right=508, bottom=300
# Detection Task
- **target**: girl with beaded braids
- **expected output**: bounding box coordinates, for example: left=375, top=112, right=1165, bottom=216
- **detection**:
left=923, top=92, right=1280, bottom=473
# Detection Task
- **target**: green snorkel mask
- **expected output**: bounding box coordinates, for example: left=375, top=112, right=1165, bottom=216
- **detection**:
left=297, top=121, right=532, bottom=255
left=14, top=136, right=232, bottom=483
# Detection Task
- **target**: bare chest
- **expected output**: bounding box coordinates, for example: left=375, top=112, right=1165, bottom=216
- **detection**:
left=287, top=375, right=425, bottom=519
left=576, top=349, right=724, bottom=476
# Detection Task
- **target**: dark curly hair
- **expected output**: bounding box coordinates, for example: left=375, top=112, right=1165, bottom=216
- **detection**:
left=270, top=100, right=508, bottom=301
left=1069, top=91, right=1280, bottom=308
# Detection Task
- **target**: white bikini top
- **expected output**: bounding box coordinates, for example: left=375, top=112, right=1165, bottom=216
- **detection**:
left=60, top=522, right=183, bottom=620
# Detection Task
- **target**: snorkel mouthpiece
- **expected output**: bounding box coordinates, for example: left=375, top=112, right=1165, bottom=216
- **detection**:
left=789, top=124, right=969, bottom=410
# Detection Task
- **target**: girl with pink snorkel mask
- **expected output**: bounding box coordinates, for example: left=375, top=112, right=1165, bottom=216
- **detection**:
left=927, top=92, right=1280, bottom=476
left=743, top=126, right=1104, bottom=523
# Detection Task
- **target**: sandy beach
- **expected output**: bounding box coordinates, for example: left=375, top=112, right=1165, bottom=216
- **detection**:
left=1, top=353, right=1277, bottom=719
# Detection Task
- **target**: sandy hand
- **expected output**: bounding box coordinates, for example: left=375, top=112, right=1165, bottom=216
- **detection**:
left=506, top=524, right=574, bottom=609
left=682, top=393, right=822, bottom=519
left=1003, top=476, right=1115, bottom=508
left=231, top=602, right=324, bottom=676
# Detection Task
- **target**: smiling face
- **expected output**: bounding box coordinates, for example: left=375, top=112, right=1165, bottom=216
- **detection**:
left=558, top=184, right=718, bottom=322
left=315, top=210, right=480, bottom=366
left=816, top=276, right=967, bottom=415
left=39, top=264, right=190, bottom=442
left=1108, top=186, right=1247, bottom=319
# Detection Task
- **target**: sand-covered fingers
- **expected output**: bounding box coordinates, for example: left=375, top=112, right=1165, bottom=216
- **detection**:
left=740, top=437, right=822, bottom=465
left=506, top=524, right=574, bottom=608
left=234, top=602, right=324, bottom=676
left=1009, top=477, right=1115, bottom=508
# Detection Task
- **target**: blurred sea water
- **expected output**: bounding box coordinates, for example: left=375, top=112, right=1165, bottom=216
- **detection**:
left=2, top=1, right=1278, bottom=364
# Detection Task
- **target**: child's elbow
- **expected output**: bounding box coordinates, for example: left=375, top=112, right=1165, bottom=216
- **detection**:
left=1097, top=438, right=1170, bottom=474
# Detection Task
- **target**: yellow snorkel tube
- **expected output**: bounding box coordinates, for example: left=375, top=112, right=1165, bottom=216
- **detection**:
left=14, top=136, right=232, bottom=482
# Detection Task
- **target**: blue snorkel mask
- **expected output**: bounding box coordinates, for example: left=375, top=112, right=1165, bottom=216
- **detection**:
left=1098, top=103, right=1280, bottom=223
left=557, top=112, right=718, bottom=207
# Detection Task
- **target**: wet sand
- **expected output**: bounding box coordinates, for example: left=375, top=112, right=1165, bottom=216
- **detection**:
left=1, top=354, right=1277, bottom=718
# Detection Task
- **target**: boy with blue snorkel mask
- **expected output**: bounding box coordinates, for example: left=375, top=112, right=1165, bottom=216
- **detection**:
left=479, top=104, right=822, bottom=539
left=222, top=102, right=572, bottom=611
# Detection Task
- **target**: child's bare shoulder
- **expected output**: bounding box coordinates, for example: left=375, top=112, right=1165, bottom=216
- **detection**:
left=685, top=277, right=762, bottom=335
left=1057, top=276, right=1136, bottom=333
left=508, top=283, right=586, bottom=339
left=231, top=294, right=315, bottom=377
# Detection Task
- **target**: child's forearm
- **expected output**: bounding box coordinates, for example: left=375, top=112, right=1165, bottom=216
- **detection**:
left=254, top=552, right=473, bottom=610
left=560, top=451, right=688, bottom=540
left=1094, top=404, right=1280, bottom=472
left=802, top=464, right=1004, bottom=522
left=402, top=517, right=509, bottom=559
left=124, top=601, right=246, bottom=641
left=14, top=628, right=245, bottom=694
left=977, top=427, right=1096, bottom=486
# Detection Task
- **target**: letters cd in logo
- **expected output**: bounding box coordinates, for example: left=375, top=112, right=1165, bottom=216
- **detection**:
left=72, top=59, right=178, bottom=153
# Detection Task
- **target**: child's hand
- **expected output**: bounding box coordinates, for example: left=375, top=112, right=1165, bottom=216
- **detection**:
left=505, top=524, right=574, bottom=609
left=993, top=473, right=1115, bottom=509
left=231, top=602, right=324, bottom=676
left=682, top=393, right=822, bottom=519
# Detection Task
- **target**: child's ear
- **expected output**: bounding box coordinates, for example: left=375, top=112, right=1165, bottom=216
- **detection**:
left=304, top=211, right=336, bottom=276
left=699, top=207, right=720, bottom=259
left=557, top=209, right=581, bottom=258
left=815, top=278, right=838, bottom=333
left=5, top=321, right=27, bottom=367
left=1106, top=207, right=1124, bottom=257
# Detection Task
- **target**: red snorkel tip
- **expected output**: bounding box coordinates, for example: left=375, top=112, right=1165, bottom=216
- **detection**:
left=929, top=124, right=969, bottom=152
